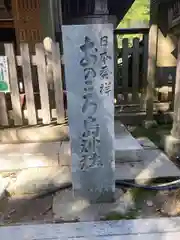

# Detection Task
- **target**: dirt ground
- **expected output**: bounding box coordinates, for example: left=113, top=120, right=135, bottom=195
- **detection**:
left=0, top=192, right=54, bottom=225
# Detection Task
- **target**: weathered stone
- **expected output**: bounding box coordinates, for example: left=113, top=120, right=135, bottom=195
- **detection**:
left=53, top=188, right=132, bottom=222
left=0, top=125, right=69, bottom=144
left=62, top=24, right=115, bottom=203
left=163, top=135, right=180, bottom=157
left=0, top=175, right=9, bottom=200
left=168, top=38, right=180, bottom=157
left=0, top=142, right=61, bottom=172
left=7, top=167, right=71, bottom=196
left=137, top=137, right=158, bottom=149
left=115, top=123, right=143, bottom=162
left=59, top=142, right=71, bottom=166
left=115, top=149, right=180, bottom=183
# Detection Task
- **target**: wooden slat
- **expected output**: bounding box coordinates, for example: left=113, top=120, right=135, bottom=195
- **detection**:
left=0, top=93, right=8, bottom=126
left=122, top=38, right=129, bottom=101
left=132, top=38, right=140, bottom=101
left=52, top=42, right=65, bottom=124
left=141, top=35, right=149, bottom=109
left=20, top=44, right=37, bottom=125
left=142, top=35, right=148, bottom=89
left=5, top=44, right=23, bottom=126
left=43, top=38, right=55, bottom=111
left=35, top=43, right=51, bottom=124
left=16, top=55, right=37, bottom=66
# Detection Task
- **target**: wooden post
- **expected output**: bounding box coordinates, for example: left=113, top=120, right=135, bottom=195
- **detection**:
left=5, top=44, right=23, bottom=126
left=94, top=0, right=109, bottom=14
left=122, top=38, right=129, bottom=101
left=145, top=0, right=158, bottom=127
left=20, top=44, right=37, bottom=125
left=35, top=43, right=51, bottom=125
left=141, top=34, right=149, bottom=110
left=132, top=38, right=140, bottom=102
left=52, top=42, right=65, bottom=124
left=0, top=93, right=8, bottom=126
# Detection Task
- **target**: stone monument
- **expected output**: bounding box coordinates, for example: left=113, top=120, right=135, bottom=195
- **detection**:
left=62, top=24, right=115, bottom=203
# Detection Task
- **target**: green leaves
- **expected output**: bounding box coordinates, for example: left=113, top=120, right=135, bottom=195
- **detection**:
left=117, top=0, right=150, bottom=47
left=119, top=0, right=150, bottom=28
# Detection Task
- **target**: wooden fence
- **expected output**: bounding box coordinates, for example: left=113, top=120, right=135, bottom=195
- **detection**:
left=0, top=42, right=65, bottom=127
left=115, top=29, right=174, bottom=114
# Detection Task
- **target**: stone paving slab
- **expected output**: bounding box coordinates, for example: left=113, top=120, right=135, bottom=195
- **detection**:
left=1, top=217, right=180, bottom=239
left=7, top=166, right=71, bottom=196
left=0, top=142, right=61, bottom=155
left=115, top=149, right=180, bottom=183
left=137, top=137, right=158, bottom=149
left=0, top=125, right=144, bottom=171
left=5, top=148, right=180, bottom=198
left=0, top=125, right=69, bottom=144
left=0, top=154, right=59, bottom=172
left=53, top=188, right=132, bottom=222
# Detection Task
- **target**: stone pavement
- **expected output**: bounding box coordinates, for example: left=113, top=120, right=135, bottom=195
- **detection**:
left=0, top=217, right=180, bottom=239
left=0, top=123, right=180, bottom=199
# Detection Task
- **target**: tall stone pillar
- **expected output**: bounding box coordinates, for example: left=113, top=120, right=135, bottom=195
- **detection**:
left=62, top=23, right=115, bottom=203
left=145, top=0, right=158, bottom=128
left=165, top=37, right=180, bottom=157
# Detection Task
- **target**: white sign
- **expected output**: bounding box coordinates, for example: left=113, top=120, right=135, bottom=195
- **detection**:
left=62, top=24, right=115, bottom=203
left=0, top=56, right=10, bottom=92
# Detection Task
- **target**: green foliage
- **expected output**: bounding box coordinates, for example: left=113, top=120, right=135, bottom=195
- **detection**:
left=117, top=0, right=150, bottom=47
left=119, top=0, right=150, bottom=29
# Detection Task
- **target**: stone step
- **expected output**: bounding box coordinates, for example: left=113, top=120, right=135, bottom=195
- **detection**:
left=0, top=142, right=142, bottom=172
left=0, top=123, right=143, bottom=171
left=0, top=142, right=62, bottom=171
left=1, top=214, right=180, bottom=239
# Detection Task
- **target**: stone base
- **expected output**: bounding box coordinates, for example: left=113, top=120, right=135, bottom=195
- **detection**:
left=7, top=166, right=71, bottom=197
left=163, top=135, right=180, bottom=157
left=53, top=188, right=133, bottom=222
left=115, top=148, right=180, bottom=183
left=115, top=122, right=143, bottom=162
left=0, top=125, right=69, bottom=144
left=72, top=164, right=115, bottom=204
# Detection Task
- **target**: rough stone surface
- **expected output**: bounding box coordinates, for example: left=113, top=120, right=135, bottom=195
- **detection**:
left=115, top=149, right=180, bottom=183
left=62, top=24, right=115, bottom=203
left=137, top=137, right=158, bottom=149
left=7, top=167, right=71, bottom=196
left=115, top=123, right=143, bottom=162
left=53, top=188, right=133, bottom=222
left=0, top=125, right=69, bottom=144
left=0, top=142, right=62, bottom=171
left=0, top=175, right=9, bottom=200
left=163, top=135, right=180, bottom=157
